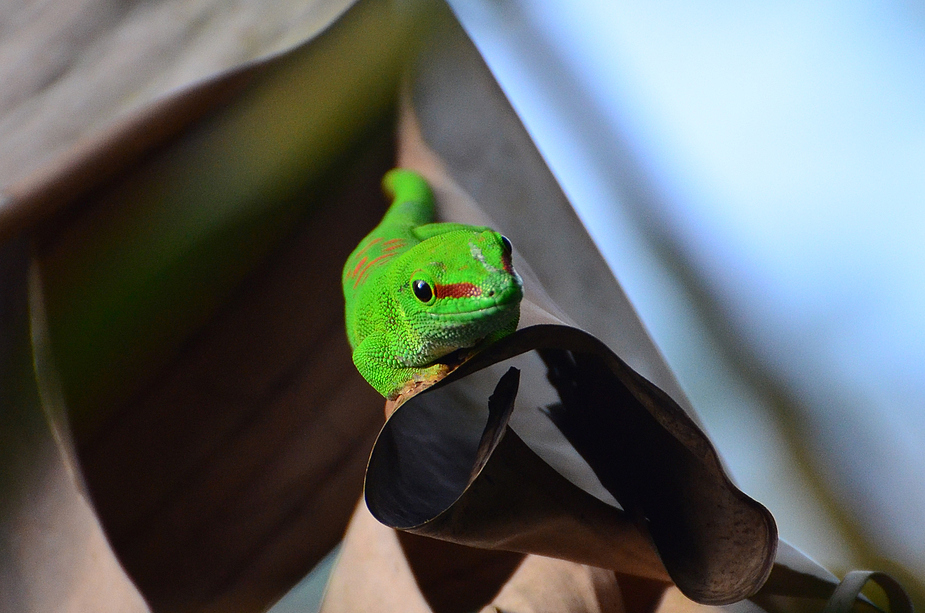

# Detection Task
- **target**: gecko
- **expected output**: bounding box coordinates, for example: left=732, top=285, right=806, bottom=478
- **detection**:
left=343, top=168, right=524, bottom=400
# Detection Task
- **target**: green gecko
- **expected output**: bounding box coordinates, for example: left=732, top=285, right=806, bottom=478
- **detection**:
left=343, top=168, right=524, bottom=400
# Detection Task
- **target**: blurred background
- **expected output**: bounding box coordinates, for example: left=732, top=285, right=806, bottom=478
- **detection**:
left=447, top=0, right=925, bottom=597
left=280, top=0, right=925, bottom=609
left=3, top=0, right=920, bottom=610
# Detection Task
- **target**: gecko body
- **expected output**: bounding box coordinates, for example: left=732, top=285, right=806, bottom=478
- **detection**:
left=343, top=169, right=523, bottom=399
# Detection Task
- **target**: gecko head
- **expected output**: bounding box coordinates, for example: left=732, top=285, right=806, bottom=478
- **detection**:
left=392, top=228, right=524, bottom=363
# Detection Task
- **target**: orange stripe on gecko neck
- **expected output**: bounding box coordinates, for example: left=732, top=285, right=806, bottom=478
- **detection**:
left=382, top=240, right=406, bottom=252
left=353, top=237, right=382, bottom=261
left=353, top=253, right=396, bottom=288
left=347, top=256, right=367, bottom=279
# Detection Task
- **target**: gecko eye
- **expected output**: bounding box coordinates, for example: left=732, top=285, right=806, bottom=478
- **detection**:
left=412, top=279, right=434, bottom=303
left=500, top=235, right=513, bottom=255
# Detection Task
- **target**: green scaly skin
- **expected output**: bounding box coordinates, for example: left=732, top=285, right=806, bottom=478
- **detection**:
left=343, top=169, right=524, bottom=399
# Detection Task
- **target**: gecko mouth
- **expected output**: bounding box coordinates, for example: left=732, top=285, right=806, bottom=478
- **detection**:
left=426, top=302, right=515, bottom=321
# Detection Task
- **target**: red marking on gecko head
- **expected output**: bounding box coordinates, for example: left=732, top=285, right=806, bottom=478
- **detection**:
left=434, top=282, right=482, bottom=299
left=501, top=252, right=515, bottom=275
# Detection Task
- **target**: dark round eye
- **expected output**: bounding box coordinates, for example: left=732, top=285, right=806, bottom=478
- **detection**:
left=500, top=235, right=513, bottom=255
left=412, top=279, right=433, bottom=303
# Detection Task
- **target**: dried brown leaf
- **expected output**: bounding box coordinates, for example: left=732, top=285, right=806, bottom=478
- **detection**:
left=0, top=0, right=354, bottom=189
left=0, top=239, right=148, bottom=612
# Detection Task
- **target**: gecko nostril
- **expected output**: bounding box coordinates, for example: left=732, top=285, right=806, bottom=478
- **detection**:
left=487, top=289, right=495, bottom=297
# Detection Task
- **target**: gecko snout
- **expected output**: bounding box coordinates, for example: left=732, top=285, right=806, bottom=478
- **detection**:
left=480, top=271, right=523, bottom=305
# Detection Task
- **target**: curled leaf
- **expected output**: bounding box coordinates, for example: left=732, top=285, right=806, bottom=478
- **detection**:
left=366, top=321, right=776, bottom=605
